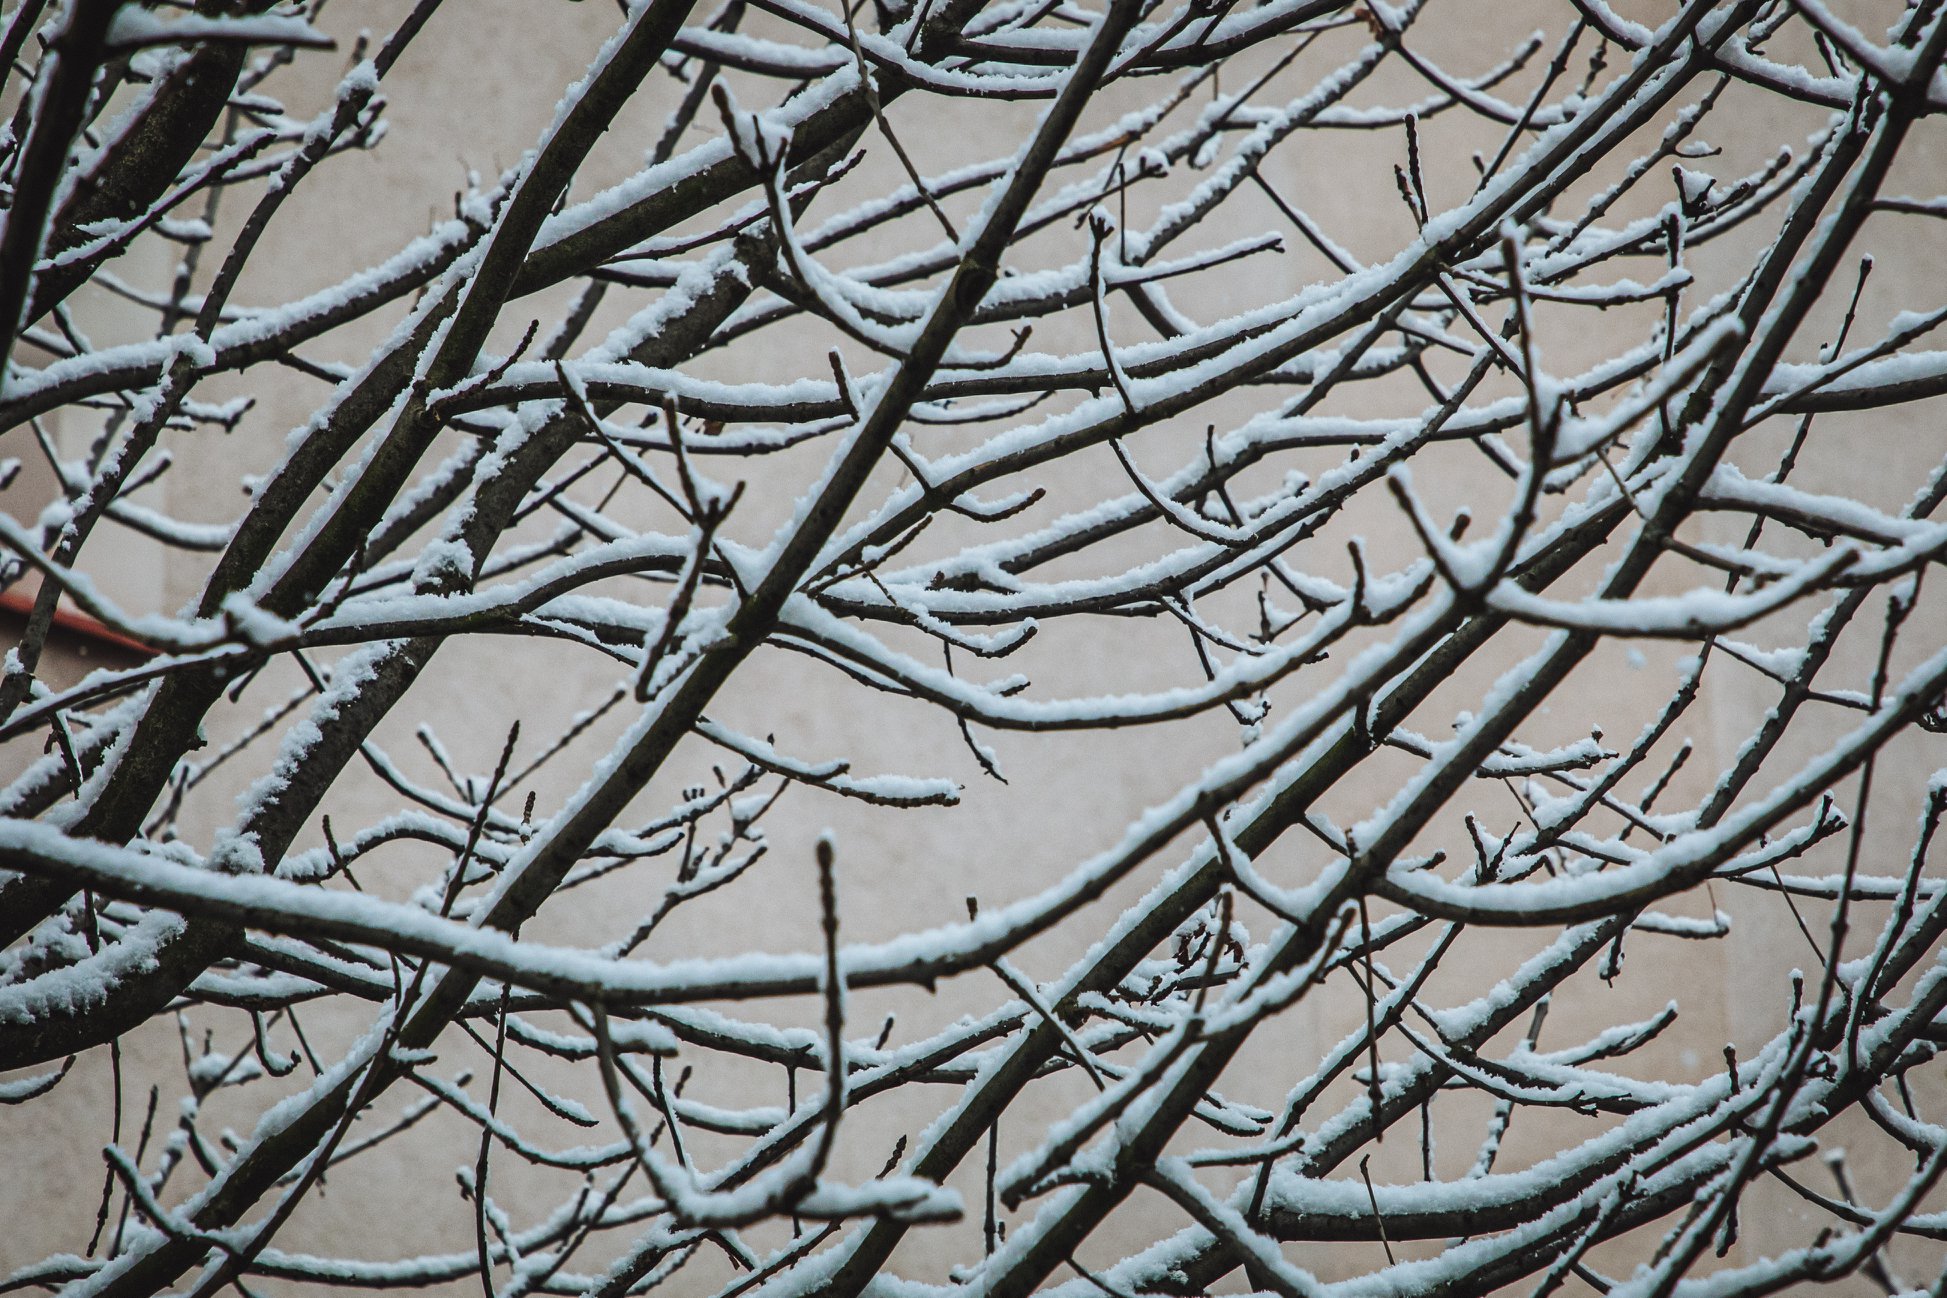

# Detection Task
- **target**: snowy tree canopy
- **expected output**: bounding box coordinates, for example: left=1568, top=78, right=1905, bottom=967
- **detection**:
left=3, top=0, right=1947, bottom=1295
